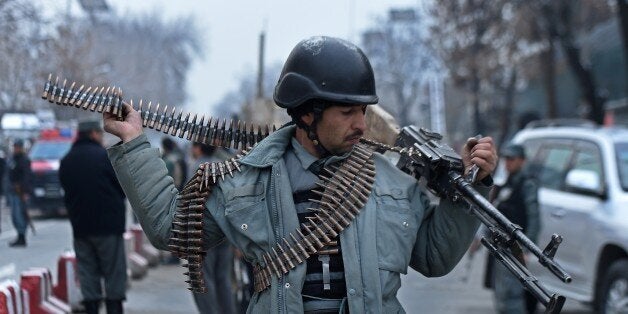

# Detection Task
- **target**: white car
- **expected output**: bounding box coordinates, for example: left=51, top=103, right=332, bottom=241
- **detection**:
left=507, top=121, right=628, bottom=313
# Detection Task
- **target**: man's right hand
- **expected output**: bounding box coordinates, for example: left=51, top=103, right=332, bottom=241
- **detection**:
left=103, top=102, right=143, bottom=143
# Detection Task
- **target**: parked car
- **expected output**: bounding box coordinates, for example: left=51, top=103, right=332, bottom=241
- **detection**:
left=29, top=128, right=74, bottom=215
left=504, top=120, right=628, bottom=313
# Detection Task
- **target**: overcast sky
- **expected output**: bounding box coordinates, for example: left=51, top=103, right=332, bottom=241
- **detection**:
left=55, top=0, right=421, bottom=114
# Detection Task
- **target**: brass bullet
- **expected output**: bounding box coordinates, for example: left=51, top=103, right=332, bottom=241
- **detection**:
left=42, top=73, right=52, bottom=99
left=271, top=247, right=288, bottom=273
left=282, top=238, right=303, bottom=264
left=156, top=105, right=167, bottom=132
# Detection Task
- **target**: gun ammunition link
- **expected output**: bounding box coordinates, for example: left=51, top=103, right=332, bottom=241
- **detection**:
left=41, top=75, right=277, bottom=151
left=252, top=144, right=375, bottom=293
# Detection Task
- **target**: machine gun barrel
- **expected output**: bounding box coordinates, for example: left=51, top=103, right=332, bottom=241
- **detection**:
left=452, top=173, right=572, bottom=283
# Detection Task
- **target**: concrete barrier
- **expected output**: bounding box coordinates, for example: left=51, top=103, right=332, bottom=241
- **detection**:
left=129, top=224, right=160, bottom=267
left=0, top=279, right=24, bottom=314
left=51, top=251, right=82, bottom=311
left=123, top=232, right=148, bottom=280
left=20, top=269, right=66, bottom=314
left=34, top=269, right=70, bottom=314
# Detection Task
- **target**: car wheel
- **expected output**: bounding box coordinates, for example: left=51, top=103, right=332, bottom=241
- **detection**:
left=598, top=260, right=628, bottom=314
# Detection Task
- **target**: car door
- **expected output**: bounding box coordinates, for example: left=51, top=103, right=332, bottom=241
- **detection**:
left=557, top=140, right=605, bottom=295
left=529, top=140, right=579, bottom=289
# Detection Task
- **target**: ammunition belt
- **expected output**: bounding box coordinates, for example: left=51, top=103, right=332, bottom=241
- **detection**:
left=168, top=149, right=250, bottom=293
left=40, top=75, right=400, bottom=157
left=41, top=75, right=276, bottom=151
left=252, top=144, right=375, bottom=293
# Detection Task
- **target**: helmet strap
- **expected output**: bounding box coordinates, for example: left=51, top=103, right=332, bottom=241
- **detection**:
left=293, top=102, right=331, bottom=157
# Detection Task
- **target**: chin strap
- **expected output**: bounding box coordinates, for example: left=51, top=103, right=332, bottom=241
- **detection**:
left=293, top=102, right=331, bottom=157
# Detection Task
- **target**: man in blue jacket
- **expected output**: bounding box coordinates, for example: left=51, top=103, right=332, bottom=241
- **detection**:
left=59, top=120, right=127, bottom=314
left=103, top=36, right=497, bottom=313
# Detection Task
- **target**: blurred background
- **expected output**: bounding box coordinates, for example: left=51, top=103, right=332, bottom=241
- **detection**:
left=1, top=0, right=625, bottom=147
left=0, top=0, right=626, bottom=313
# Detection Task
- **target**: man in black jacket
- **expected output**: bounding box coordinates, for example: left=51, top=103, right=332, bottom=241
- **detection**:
left=59, top=120, right=127, bottom=314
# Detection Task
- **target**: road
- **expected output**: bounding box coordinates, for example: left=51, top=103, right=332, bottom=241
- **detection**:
left=0, top=201, right=593, bottom=313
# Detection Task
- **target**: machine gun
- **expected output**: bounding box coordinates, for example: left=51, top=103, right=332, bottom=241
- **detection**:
left=393, top=126, right=571, bottom=314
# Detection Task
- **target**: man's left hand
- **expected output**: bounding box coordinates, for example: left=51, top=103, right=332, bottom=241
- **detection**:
left=461, top=136, right=497, bottom=182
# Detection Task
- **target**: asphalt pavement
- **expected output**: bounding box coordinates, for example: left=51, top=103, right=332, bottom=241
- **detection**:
left=0, top=198, right=593, bottom=314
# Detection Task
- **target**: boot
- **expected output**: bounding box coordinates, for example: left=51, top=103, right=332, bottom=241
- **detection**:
left=105, top=299, right=124, bottom=314
left=8, top=234, right=26, bottom=247
left=83, top=300, right=101, bottom=314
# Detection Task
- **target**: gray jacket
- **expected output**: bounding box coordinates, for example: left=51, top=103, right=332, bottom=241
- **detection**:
left=108, top=125, right=482, bottom=313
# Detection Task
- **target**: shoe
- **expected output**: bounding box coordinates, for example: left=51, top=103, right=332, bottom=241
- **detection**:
left=105, top=299, right=123, bottom=314
left=83, top=300, right=101, bottom=314
left=8, top=234, right=26, bottom=247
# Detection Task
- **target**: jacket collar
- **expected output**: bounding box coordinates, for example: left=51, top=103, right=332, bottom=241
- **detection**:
left=239, top=124, right=296, bottom=168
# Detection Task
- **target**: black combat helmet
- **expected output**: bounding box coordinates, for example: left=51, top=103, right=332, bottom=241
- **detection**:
left=273, top=36, right=379, bottom=110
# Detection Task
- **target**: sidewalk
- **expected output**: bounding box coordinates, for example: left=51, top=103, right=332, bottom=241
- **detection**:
left=125, top=263, right=196, bottom=314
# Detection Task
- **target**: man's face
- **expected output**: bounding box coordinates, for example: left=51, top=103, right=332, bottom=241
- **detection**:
left=304, top=104, right=367, bottom=155
left=191, top=145, right=201, bottom=159
left=91, top=130, right=104, bottom=145
left=505, top=156, right=525, bottom=173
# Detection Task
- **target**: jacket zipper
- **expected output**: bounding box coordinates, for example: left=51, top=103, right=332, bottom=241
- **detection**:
left=270, top=167, right=284, bottom=313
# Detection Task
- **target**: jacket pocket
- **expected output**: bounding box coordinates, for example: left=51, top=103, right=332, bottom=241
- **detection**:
left=224, top=183, right=271, bottom=251
left=375, top=185, right=418, bottom=274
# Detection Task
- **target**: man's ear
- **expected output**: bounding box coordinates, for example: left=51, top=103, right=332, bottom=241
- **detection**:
left=301, top=112, right=314, bottom=126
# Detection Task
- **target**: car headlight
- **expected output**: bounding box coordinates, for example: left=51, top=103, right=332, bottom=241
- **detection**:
left=34, top=188, right=45, bottom=197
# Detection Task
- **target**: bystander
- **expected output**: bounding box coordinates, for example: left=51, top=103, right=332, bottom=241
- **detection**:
left=59, top=120, right=127, bottom=314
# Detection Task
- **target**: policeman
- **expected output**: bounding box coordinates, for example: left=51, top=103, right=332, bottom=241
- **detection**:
left=103, top=36, right=497, bottom=313
left=7, top=139, right=32, bottom=247
left=491, top=143, right=540, bottom=314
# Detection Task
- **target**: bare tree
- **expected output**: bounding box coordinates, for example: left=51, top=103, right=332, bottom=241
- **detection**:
left=361, top=9, right=441, bottom=128
left=0, top=0, right=46, bottom=112
left=430, top=1, right=511, bottom=135
left=618, top=0, right=628, bottom=93
left=516, top=0, right=613, bottom=124
left=40, top=11, right=204, bottom=120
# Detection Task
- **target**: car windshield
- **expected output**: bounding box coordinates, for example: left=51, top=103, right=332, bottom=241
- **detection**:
left=29, top=141, right=72, bottom=160
left=616, top=142, right=628, bottom=191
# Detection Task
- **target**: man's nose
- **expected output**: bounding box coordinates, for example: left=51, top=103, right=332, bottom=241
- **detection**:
left=353, top=112, right=367, bottom=132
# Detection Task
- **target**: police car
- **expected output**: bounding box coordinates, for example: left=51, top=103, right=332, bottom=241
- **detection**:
left=29, top=128, right=74, bottom=215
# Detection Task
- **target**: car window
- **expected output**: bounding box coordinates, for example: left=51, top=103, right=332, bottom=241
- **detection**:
left=537, top=145, right=574, bottom=190
left=29, top=141, right=72, bottom=160
left=572, top=146, right=602, bottom=175
left=616, top=142, right=628, bottom=191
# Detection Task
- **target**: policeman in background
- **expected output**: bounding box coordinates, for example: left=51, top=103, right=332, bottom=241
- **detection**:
left=161, top=137, right=187, bottom=190
left=59, top=120, right=127, bottom=314
left=188, top=142, right=236, bottom=314
left=7, top=139, right=32, bottom=247
left=491, top=143, right=540, bottom=314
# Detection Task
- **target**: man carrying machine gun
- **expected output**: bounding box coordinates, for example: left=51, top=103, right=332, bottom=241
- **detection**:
left=99, top=36, right=497, bottom=313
